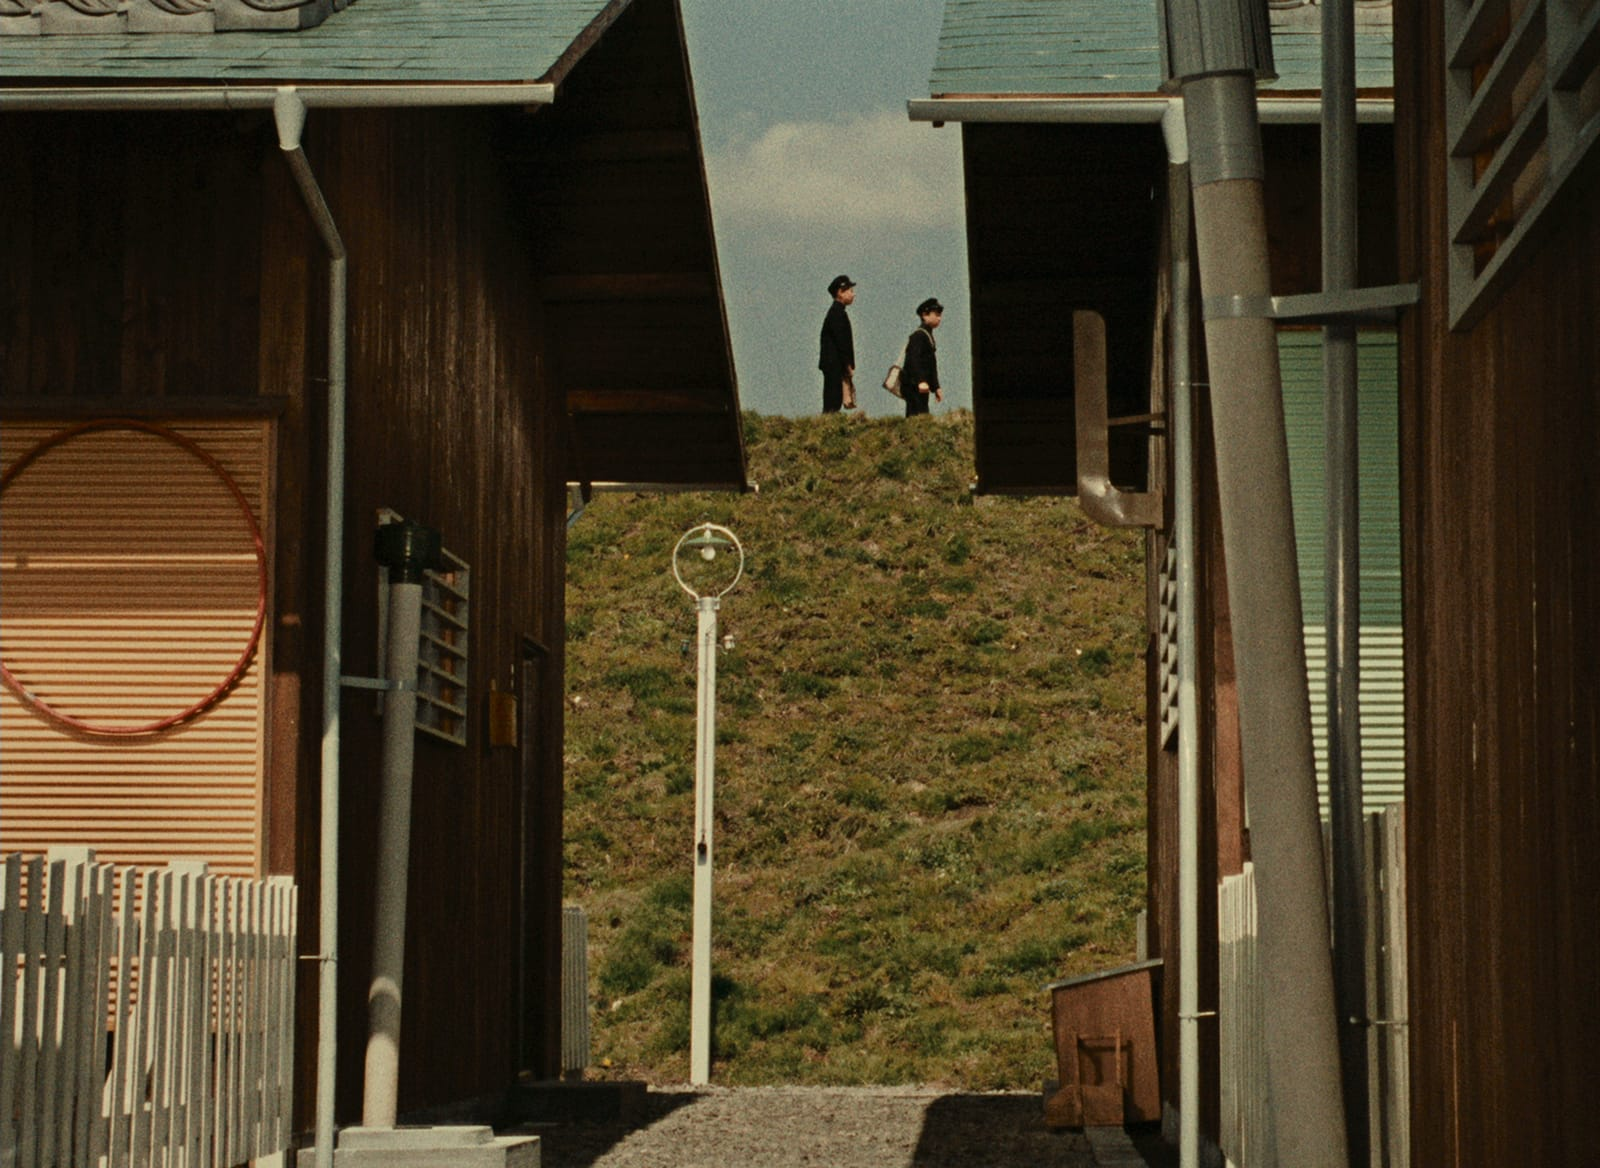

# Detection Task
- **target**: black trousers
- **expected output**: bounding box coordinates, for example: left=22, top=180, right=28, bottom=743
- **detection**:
left=904, top=388, right=931, bottom=416
left=821, top=370, right=844, bottom=413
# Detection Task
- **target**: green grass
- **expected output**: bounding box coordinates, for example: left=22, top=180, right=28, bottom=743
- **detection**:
left=566, top=410, right=1147, bottom=1088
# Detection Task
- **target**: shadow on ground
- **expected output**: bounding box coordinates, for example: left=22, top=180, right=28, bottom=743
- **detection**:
left=509, top=1090, right=696, bottom=1168
left=910, top=1093, right=1091, bottom=1166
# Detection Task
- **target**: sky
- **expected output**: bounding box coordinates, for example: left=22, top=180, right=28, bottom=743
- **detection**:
left=677, top=0, right=969, bottom=419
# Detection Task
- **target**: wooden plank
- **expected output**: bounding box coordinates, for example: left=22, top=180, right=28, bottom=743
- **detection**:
left=197, top=878, right=217, bottom=1168
left=277, top=880, right=299, bottom=1152
left=145, top=872, right=175, bottom=1168
left=38, top=859, right=67, bottom=1168
left=0, top=857, right=22, bottom=1165
left=221, top=880, right=240, bottom=1168
left=54, top=859, right=86, bottom=1168
left=107, top=868, right=137, bottom=1168
left=16, top=857, right=43, bottom=1168
left=245, top=879, right=264, bottom=1159
left=83, top=865, right=115, bottom=1168
left=128, top=870, right=156, bottom=1168
left=165, top=871, right=192, bottom=1166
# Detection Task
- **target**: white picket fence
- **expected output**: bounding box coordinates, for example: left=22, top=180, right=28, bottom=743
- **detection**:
left=1218, top=804, right=1409, bottom=1168
left=1, top=852, right=297, bottom=1168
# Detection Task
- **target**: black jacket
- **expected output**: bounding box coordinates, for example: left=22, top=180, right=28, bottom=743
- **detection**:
left=818, top=301, right=854, bottom=376
left=902, top=326, right=938, bottom=393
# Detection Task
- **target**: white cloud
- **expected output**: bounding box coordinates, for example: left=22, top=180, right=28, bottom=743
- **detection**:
left=705, top=110, right=963, bottom=231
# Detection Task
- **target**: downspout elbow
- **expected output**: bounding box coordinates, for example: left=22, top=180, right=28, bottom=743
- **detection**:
left=1161, top=97, right=1188, bottom=166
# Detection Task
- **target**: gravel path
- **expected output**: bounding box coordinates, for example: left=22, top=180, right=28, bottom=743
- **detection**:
left=516, top=1086, right=1102, bottom=1168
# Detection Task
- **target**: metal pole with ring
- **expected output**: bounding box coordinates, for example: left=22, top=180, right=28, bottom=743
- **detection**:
left=671, top=523, right=744, bottom=1086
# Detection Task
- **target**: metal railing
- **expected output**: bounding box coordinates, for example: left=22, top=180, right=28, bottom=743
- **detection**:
left=1, top=852, right=296, bottom=1168
left=1219, top=804, right=1409, bottom=1167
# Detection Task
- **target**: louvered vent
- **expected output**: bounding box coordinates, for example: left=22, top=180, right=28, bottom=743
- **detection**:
left=0, top=420, right=270, bottom=877
left=1157, top=541, right=1180, bottom=749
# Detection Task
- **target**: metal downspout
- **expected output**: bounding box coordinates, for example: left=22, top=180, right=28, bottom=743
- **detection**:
left=274, top=87, right=347, bottom=1168
left=1161, top=99, right=1202, bottom=1168
left=1321, top=0, right=1370, bottom=1161
left=1177, top=66, right=1350, bottom=1168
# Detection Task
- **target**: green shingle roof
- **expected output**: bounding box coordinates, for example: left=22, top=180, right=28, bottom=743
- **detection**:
left=0, top=0, right=620, bottom=83
left=929, top=0, right=1392, bottom=97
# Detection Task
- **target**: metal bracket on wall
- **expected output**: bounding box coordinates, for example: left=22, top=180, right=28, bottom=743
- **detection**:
left=1203, top=282, right=1420, bottom=325
left=1073, top=310, right=1166, bottom=530
left=340, top=675, right=417, bottom=692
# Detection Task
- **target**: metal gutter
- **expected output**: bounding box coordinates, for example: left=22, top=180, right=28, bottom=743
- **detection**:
left=272, top=86, right=347, bottom=1168
left=907, top=95, right=1393, bottom=124
left=0, top=82, right=556, bottom=110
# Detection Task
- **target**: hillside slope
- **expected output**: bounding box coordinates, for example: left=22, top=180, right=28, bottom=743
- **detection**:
left=563, top=411, right=1149, bottom=1088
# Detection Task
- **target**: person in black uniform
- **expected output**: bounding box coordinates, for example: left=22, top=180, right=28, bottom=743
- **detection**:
left=901, top=297, right=944, bottom=417
left=817, top=275, right=857, bottom=413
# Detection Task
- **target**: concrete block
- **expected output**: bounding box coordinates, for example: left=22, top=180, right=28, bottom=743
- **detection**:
left=127, top=0, right=216, bottom=34
left=297, top=1127, right=539, bottom=1168
left=37, top=0, right=124, bottom=34
left=214, top=0, right=328, bottom=31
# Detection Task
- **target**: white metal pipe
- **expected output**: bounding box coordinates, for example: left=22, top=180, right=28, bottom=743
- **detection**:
left=689, top=595, right=719, bottom=1087
left=0, top=82, right=555, bottom=111
left=362, top=578, right=424, bottom=1128
left=907, top=96, right=1394, bottom=125
left=274, top=87, right=347, bottom=1168
left=1162, top=96, right=1202, bottom=1168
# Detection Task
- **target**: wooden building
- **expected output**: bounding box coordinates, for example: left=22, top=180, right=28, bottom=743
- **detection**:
left=0, top=0, right=744, bottom=1131
left=915, top=0, right=1404, bottom=1158
left=1393, top=4, right=1599, bottom=1165
left=924, top=0, right=1600, bottom=1163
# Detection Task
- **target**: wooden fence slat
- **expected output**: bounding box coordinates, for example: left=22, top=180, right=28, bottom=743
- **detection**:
left=129, top=868, right=158, bottom=1168
left=148, top=872, right=176, bottom=1168
left=246, top=879, right=265, bottom=1159
left=38, top=859, right=67, bottom=1168
left=180, top=871, right=205, bottom=1168
left=167, top=870, right=193, bottom=1164
left=108, top=867, right=138, bottom=1168
left=217, top=880, right=237, bottom=1168
left=83, top=866, right=116, bottom=1168
left=269, top=880, right=296, bottom=1150
left=19, top=856, right=46, bottom=1168
left=1, top=856, right=24, bottom=1165
left=56, top=859, right=87, bottom=1168
left=197, top=877, right=216, bottom=1168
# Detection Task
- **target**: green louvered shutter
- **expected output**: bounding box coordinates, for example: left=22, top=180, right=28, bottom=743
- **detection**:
left=1279, top=331, right=1405, bottom=812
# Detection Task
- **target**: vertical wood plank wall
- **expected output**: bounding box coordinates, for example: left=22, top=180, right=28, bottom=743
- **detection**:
left=1394, top=5, right=1600, bottom=1165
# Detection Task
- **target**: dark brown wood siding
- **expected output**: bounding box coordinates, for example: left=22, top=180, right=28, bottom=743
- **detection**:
left=517, top=0, right=746, bottom=488
left=961, top=122, right=1166, bottom=495
left=1395, top=5, right=1600, bottom=1166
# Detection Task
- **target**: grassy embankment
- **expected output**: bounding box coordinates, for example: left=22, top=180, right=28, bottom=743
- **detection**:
left=563, top=410, right=1148, bottom=1089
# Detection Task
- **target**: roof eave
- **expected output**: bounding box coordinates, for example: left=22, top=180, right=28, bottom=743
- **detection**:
left=909, top=93, right=1395, bottom=125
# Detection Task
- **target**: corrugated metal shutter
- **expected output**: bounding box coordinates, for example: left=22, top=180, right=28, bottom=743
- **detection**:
left=1279, top=332, right=1406, bottom=812
left=0, top=420, right=271, bottom=876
